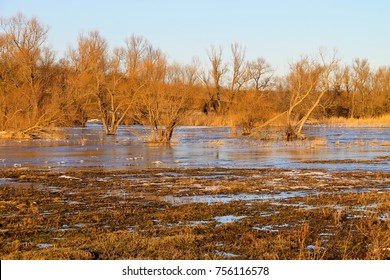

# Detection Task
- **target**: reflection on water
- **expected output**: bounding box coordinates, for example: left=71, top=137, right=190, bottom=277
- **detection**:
left=0, top=124, right=389, bottom=171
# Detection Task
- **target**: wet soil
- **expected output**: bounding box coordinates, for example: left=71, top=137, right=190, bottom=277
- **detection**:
left=1, top=167, right=389, bottom=260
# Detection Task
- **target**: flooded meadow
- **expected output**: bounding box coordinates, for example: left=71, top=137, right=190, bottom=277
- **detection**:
left=0, top=124, right=389, bottom=171
left=0, top=125, right=389, bottom=259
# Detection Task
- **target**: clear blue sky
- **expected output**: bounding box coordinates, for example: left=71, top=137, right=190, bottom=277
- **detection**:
left=1, top=0, right=389, bottom=74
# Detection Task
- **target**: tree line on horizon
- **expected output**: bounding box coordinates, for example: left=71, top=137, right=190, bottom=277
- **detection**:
left=0, top=14, right=389, bottom=142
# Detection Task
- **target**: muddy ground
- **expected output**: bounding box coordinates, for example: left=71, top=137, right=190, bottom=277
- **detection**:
left=0, top=166, right=389, bottom=259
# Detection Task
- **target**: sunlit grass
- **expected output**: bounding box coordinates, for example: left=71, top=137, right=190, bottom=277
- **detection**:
left=0, top=168, right=389, bottom=260
left=324, top=114, right=390, bottom=127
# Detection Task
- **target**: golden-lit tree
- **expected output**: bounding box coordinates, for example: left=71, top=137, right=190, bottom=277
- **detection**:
left=68, top=31, right=142, bottom=135
left=372, top=66, right=390, bottom=116
left=227, top=43, right=247, bottom=110
left=246, top=57, right=273, bottom=92
left=250, top=50, right=338, bottom=140
left=230, top=90, right=272, bottom=135
left=133, top=50, right=194, bottom=143
left=350, top=58, right=373, bottom=118
left=285, top=51, right=338, bottom=139
left=199, top=45, right=227, bottom=114
left=0, top=13, right=61, bottom=136
left=2, top=12, right=390, bottom=141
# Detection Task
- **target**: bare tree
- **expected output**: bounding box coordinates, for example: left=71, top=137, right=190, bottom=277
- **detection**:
left=371, top=66, right=390, bottom=116
left=247, top=57, right=273, bottom=91
left=68, top=31, right=108, bottom=131
left=351, top=58, right=373, bottom=118
left=288, top=51, right=338, bottom=139
left=204, top=45, right=227, bottom=114
left=68, top=31, right=140, bottom=135
left=231, top=90, right=271, bottom=135
left=125, top=34, right=149, bottom=82
left=134, top=59, right=193, bottom=143
left=226, top=43, right=247, bottom=111
left=0, top=13, right=62, bottom=136
left=251, top=50, right=338, bottom=140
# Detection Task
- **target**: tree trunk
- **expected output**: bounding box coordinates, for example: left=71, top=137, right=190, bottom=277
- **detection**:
left=296, top=89, right=328, bottom=136
left=350, top=91, right=356, bottom=118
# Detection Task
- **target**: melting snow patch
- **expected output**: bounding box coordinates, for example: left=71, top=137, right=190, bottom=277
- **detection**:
left=214, top=215, right=246, bottom=224
left=156, top=172, right=184, bottom=177
left=306, top=244, right=325, bottom=250
left=37, top=243, right=53, bottom=249
left=253, top=225, right=278, bottom=232
left=73, top=223, right=87, bottom=228
left=319, top=233, right=335, bottom=236
left=127, top=226, right=136, bottom=232
left=215, top=250, right=239, bottom=258
left=188, top=220, right=209, bottom=227
left=59, top=175, right=82, bottom=181
left=0, top=178, right=15, bottom=184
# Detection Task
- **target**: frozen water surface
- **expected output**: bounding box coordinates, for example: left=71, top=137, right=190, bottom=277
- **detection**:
left=214, top=215, right=247, bottom=224
left=146, top=190, right=322, bottom=206
left=0, top=124, right=388, bottom=171
left=36, top=243, right=53, bottom=249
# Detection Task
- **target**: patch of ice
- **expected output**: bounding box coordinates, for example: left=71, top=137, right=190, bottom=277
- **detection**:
left=319, top=233, right=335, bottom=236
left=253, top=225, right=278, bottom=232
left=126, top=156, right=144, bottom=161
left=37, top=243, right=53, bottom=249
left=265, top=179, right=283, bottom=186
left=204, top=185, right=220, bottom=191
left=73, top=223, right=87, bottom=228
left=158, top=190, right=319, bottom=206
left=59, top=175, right=82, bottom=181
left=306, top=244, right=325, bottom=250
left=127, top=226, right=136, bottom=232
left=188, top=220, right=209, bottom=227
left=39, top=211, right=51, bottom=216
left=0, top=178, right=13, bottom=184
left=214, top=250, right=239, bottom=258
left=214, top=215, right=246, bottom=224
left=156, top=172, right=184, bottom=177
left=104, top=190, right=127, bottom=198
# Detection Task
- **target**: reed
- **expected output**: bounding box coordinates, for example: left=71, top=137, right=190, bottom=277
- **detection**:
left=323, top=114, right=390, bottom=127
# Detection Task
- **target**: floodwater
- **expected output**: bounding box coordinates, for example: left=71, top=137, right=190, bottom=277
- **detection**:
left=0, top=124, right=389, bottom=171
left=149, top=190, right=321, bottom=206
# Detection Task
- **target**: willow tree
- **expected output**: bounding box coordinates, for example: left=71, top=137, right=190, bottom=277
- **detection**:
left=0, top=13, right=60, bottom=136
left=246, top=57, right=273, bottom=92
left=372, top=66, right=390, bottom=116
left=68, top=31, right=140, bottom=135
left=285, top=51, right=338, bottom=139
left=133, top=46, right=194, bottom=143
left=227, top=43, right=247, bottom=111
left=350, top=58, right=373, bottom=118
left=251, top=50, right=338, bottom=140
left=198, top=45, right=227, bottom=114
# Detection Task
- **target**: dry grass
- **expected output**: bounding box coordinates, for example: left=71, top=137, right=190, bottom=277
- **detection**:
left=323, top=114, right=390, bottom=127
left=182, top=113, right=235, bottom=126
left=1, top=168, right=389, bottom=260
left=310, top=138, right=328, bottom=147
left=0, top=129, right=63, bottom=140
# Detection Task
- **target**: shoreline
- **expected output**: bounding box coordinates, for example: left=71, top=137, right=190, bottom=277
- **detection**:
left=1, top=115, right=390, bottom=140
